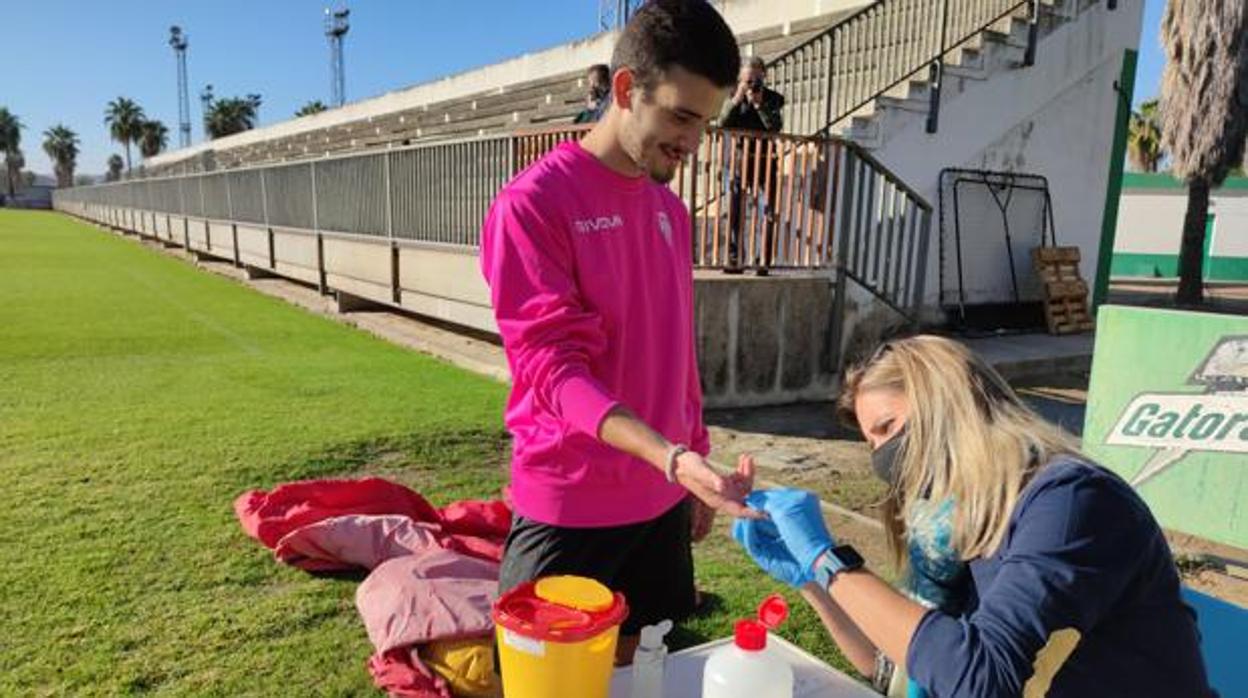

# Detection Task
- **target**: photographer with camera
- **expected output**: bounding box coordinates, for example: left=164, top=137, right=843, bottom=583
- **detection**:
left=723, top=56, right=784, bottom=133
left=721, top=56, right=785, bottom=273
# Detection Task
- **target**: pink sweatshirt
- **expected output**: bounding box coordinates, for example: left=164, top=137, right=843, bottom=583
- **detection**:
left=480, top=141, right=709, bottom=528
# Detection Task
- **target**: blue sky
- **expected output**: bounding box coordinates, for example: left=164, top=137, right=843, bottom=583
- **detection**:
left=7, top=0, right=1167, bottom=177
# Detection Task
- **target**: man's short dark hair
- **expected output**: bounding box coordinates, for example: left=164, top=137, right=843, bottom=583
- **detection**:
left=587, top=64, right=610, bottom=82
left=611, top=0, right=741, bottom=91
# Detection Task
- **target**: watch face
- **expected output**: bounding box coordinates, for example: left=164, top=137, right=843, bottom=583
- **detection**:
left=832, top=544, right=864, bottom=570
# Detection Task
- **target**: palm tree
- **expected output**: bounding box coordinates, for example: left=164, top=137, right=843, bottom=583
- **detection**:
left=41, top=125, right=80, bottom=188
left=0, top=107, right=23, bottom=198
left=1127, top=99, right=1164, bottom=173
left=4, top=148, right=24, bottom=197
left=205, top=94, right=262, bottom=139
left=1159, top=1, right=1248, bottom=305
left=295, top=100, right=328, bottom=117
left=105, top=154, right=124, bottom=182
left=138, top=120, right=169, bottom=160
left=104, top=97, right=145, bottom=174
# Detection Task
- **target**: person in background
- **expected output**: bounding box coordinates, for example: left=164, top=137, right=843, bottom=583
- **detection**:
left=720, top=56, right=785, bottom=274
left=574, top=63, right=612, bottom=124
left=734, top=335, right=1215, bottom=697
left=722, top=56, right=784, bottom=133
left=481, top=0, right=760, bottom=665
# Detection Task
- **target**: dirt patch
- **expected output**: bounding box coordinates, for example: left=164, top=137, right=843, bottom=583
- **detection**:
left=1168, top=531, right=1248, bottom=608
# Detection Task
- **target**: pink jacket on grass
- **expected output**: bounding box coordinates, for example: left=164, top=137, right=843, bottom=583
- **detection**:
left=234, top=478, right=510, bottom=698
left=480, top=141, right=710, bottom=528
left=234, top=477, right=510, bottom=567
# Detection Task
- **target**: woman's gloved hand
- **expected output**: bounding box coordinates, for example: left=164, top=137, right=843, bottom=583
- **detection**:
left=732, top=497, right=811, bottom=588
left=751, top=488, right=835, bottom=573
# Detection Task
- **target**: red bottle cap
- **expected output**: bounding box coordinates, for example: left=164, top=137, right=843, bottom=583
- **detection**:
left=733, top=594, right=790, bottom=651
left=757, top=594, right=789, bottom=630
left=734, top=619, right=767, bottom=651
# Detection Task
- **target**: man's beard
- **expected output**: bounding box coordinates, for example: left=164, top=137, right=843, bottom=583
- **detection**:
left=648, top=162, right=678, bottom=184
left=644, top=147, right=681, bottom=184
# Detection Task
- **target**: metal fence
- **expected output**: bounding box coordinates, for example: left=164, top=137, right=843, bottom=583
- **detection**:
left=769, top=0, right=1048, bottom=135
left=55, top=124, right=932, bottom=316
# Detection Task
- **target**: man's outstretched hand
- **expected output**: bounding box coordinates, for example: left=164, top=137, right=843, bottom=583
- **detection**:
left=689, top=454, right=758, bottom=541
left=677, top=452, right=762, bottom=522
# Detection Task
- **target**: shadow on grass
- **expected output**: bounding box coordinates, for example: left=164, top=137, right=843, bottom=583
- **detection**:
left=308, top=569, right=370, bottom=583
left=666, top=590, right=727, bottom=650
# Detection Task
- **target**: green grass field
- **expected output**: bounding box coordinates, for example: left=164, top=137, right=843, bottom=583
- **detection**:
left=0, top=210, right=855, bottom=695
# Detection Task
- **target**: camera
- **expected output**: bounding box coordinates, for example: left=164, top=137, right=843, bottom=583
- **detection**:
left=747, top=76, right=764, bottom=93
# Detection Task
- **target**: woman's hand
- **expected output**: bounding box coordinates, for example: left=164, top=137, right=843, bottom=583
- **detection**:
left=751, top=488, right=835, bottom=573
left=733, top=497, right=813, bottom=588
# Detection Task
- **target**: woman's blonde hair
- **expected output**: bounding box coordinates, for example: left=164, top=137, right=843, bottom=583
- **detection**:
left=838, top=335, right=1080, bottom=568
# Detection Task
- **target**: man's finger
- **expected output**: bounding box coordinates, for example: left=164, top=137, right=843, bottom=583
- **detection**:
left=706, top=492, right=765, bottom=520
left=736, top=454, right=756, bottom=492
left=720, top=500, right=766, bottom=519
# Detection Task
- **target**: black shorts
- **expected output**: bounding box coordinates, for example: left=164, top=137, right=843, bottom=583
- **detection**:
left=497, top=498, right=696, bottom=635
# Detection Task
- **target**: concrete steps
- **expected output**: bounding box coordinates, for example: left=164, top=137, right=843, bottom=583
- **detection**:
left=830, top=0, right=1091, bottom=150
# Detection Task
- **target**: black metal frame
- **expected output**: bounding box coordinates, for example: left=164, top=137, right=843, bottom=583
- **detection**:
left=937, top=167, right=1057, bottom=324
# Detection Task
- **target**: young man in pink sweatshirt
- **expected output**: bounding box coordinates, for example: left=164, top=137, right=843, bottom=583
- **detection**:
left=480, top=0, right=758, bottom=660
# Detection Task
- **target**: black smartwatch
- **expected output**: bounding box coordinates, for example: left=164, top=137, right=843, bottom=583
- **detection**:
left=813, top=544, right=865, bottom=588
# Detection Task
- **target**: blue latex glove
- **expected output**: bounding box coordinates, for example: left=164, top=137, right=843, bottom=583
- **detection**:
left=733, top=500, right=812, bottom=588
left=751, top=488, right=835, bottom=573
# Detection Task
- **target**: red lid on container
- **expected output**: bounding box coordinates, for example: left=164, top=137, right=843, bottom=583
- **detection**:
left=757, top=594, right=789, bottom=629
left=492, top=576, right=629, bottom=643
left=732, top=594, right=789, bottom=651
left=734, top=620, right=767, bottom=651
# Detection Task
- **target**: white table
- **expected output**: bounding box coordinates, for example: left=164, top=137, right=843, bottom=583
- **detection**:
left=610, top=633, right=880, bottom=697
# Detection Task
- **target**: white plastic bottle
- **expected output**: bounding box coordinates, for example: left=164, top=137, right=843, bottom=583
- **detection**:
left=631, top=619, right=673, bottom=698
left=701, top=595, right=794, bottom=698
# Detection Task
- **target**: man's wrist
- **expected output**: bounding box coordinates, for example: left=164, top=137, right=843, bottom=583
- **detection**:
left=664, top=444, right=689, bottom=483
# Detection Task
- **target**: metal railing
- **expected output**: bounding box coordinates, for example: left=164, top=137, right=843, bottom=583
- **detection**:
left=769, top=0, right=1051, bottom=135
left=683, top=128, right=843, bottom=269
left=55, top=124, right=932, bottom=317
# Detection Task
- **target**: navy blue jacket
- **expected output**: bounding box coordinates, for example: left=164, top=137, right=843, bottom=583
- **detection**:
left=907, top=458, right=1214, bottom=697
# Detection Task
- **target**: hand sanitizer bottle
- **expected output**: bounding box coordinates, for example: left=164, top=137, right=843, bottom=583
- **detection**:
left=631, top=619, right=673, bottom=698
left=701, top=595, right=793, bottom=698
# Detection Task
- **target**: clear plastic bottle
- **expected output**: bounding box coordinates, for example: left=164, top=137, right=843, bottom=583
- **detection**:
left=701, top=595, right=794, bottom=698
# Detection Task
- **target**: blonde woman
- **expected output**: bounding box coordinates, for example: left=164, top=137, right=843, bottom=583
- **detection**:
left=734, top=335, right=1213, bottom=697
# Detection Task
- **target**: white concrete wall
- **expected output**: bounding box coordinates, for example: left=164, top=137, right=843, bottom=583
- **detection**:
left=398, top=244, right=497, bottom=333
left=236, top=224, right=270, bottom=268
left=322, top=235, right=393, bottom=303
left=207, top=222, right=235, bottom=258
left=272, top=229, right=320, bottom=285
left=146, top=0, right=867, bottom=169
left=187, top=219, right=210, bottom=252
left=1215, top=195, right=1248, bottom=258
left=1115, top=188, right=1248, bottom=258
left=1115, top=192, right=1188, bottom=255
left=864, top=1, right=1145, bottom=313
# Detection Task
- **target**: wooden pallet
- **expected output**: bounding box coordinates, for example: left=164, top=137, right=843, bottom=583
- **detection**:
left=1033, top=246, right=1094, bottom=334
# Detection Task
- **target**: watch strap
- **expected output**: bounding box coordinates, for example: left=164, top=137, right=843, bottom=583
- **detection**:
left=814, top=544, right=863, bottom=588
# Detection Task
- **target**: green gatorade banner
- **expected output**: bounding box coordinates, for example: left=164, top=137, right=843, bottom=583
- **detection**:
left=1083, top=305, right=1247, bottom=549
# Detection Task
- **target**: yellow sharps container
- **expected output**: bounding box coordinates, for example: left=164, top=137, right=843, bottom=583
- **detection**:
left=493, top=575, right=629, bottom=698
